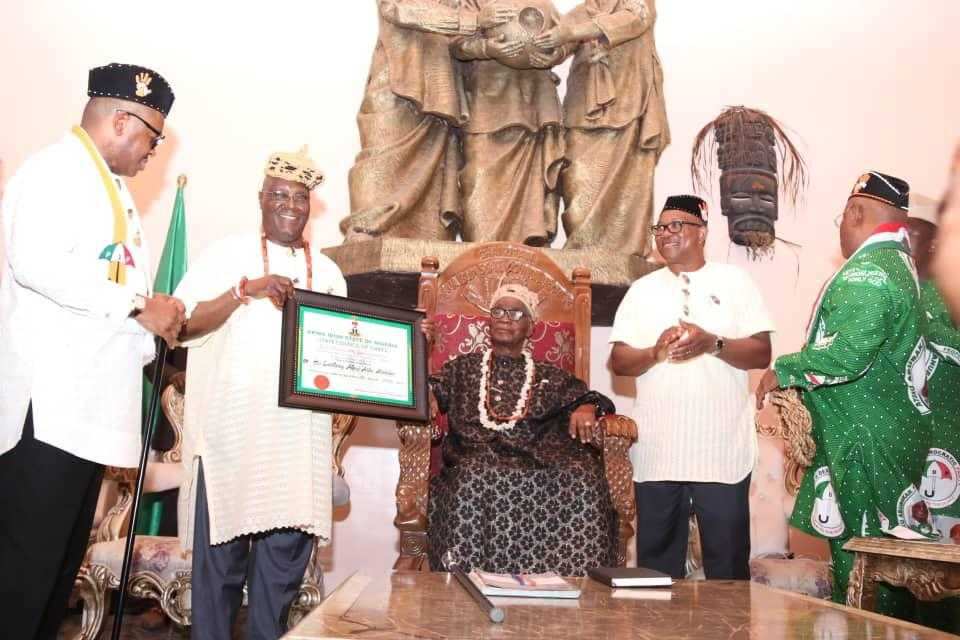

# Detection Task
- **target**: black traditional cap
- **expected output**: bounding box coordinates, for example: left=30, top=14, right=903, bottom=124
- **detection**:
left=661, top=194, right=708, bottom=220
left=849, top=171, right=909, bottom=211
left=87, top=63, right=175, bottom=117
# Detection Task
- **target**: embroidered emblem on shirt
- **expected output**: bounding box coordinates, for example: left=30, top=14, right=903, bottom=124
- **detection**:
left=812, top=318, right=837, bottom=351
left=840, top=267, right=887, bottom=287
left=905, top=338, right=933, bottom=415
left=920, top=448, right=960, bottom=509
left=931, top=341, right=960, bottom=366
left=894, top=485, right=934, bottom=536
left=135, top=72, right=153, bottom=98
left=811, top=467, right=845, bottom=537
left=710, top=295, right=720, bottom=305
left=98, top=242, right=136, bottom=285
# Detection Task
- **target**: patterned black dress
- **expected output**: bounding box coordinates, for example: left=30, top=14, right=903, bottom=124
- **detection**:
left=426, top=352, right=617, bottom=575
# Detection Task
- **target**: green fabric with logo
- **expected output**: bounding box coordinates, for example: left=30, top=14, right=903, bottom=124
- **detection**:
left=920, top=279, right=960, bottom=525
left=774, top=233, right=935, bottom=612
left=915, top=279, right=960, bottom=632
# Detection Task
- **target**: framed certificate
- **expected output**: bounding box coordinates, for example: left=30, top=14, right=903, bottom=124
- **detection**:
left=279, top=290, right=429, bottom=422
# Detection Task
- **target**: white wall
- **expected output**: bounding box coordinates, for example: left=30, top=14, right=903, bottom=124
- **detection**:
left=1, top=0, right=958, bottom=588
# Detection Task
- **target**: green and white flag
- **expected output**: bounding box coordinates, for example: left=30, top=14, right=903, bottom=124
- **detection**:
left=136, top=176, right=188, bottom=535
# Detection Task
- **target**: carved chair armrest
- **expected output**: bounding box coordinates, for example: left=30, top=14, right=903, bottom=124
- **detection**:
left=332, top=413, right=359, bottom=479
left=159, top=385, right=184, bottom=464
left=94, top=467, right=137, bottom=543
left=590, top=413, right=638, bottom=448
left=394, top=422, right=433, bottom=570
left=395, top=422, right=432, bottom=532
left=596, top=414, right=638, bottom=567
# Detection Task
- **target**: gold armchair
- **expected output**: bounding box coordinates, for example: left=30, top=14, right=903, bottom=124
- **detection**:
left=393, top=242, right=639, bottom=571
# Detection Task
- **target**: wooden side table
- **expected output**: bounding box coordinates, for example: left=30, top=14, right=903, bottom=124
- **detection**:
left=844, top=537, right=960, bottom=609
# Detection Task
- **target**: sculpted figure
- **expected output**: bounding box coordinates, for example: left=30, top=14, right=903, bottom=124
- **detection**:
left=536, top=0, right=669, bottom=255
left=453, top=0, right=570, bottom=246
left=343, top=1, right=516, bottom=242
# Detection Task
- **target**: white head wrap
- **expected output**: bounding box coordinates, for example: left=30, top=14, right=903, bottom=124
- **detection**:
left=490, top=283, right=540, bottom=321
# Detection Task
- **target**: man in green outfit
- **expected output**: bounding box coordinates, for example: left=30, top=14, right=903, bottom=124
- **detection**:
left=909, top=200, right=960, bottom=536
left=757, top=171, right=937, bottom=612
left=909, top=196, right=960, bottom=632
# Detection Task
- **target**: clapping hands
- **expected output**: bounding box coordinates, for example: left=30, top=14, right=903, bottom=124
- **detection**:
left=666, top=321, right=718, bottom=363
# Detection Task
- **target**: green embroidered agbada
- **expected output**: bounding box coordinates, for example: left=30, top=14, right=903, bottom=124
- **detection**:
left=774, top=227, right=936, bottom=605
left=920, top=279, right=960, bottom=532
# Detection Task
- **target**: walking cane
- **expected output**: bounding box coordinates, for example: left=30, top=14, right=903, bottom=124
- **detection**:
left=111, top=338, right=169, bottom=640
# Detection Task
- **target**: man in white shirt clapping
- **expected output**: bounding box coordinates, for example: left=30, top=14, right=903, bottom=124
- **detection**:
left=609, top=195, right=774, bottom=580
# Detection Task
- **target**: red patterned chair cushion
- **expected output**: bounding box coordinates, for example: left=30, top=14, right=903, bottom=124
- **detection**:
left=430, top=314, right=576, bottom=374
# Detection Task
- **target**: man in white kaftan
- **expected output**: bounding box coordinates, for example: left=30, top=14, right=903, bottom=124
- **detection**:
left=175, top=147, right=345, bottom=639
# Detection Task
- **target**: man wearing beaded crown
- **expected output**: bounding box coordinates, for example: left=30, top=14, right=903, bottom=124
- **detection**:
left=0, top=62, right=185, bottom=638
left=757, top=171, right=937, bottom=614
left=173, top=147, right=346, bottom=639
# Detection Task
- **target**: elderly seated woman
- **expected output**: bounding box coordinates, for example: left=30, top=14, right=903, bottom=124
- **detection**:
left=425, top=284, right=617, bottom=576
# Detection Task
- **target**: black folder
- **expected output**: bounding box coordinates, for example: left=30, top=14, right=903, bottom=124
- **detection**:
left=587, top=566, right=673, bottom=588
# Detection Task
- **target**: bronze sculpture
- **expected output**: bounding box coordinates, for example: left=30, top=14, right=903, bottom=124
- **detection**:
left=342, top=0, right=670, bottom=261
left=453, top=0, right=569, bottom=246
left=537, top=0, right=669, bottom=256
left=342, top=1, right=516, bottom=242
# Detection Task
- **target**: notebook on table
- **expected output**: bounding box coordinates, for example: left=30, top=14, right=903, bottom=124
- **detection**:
left=587, top=566, right=673, bottom=588
left=467, top=570, right=582, bottom=599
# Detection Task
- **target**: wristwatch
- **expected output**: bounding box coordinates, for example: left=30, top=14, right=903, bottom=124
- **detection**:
left=130, top=293, right=147, bottom=317
left=712, top=336, right=725, bottom=356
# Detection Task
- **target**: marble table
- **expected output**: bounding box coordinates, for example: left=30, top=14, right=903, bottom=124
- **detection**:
left=284, top=572, right=956, bottom=639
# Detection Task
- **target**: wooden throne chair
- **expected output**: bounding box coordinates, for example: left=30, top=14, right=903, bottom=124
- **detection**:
left=392, top=242, right=638, bottom=571
left=72, top=385, right=357, bottom=639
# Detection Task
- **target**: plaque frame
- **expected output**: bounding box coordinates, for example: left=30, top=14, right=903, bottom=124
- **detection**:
left=279, top=289, right=429, bottom=422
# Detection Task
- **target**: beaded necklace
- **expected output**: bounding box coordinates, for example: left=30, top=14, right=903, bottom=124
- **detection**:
left=260, top=231, right=313, bottom=290
left=478, top=349, right=535, bottom=432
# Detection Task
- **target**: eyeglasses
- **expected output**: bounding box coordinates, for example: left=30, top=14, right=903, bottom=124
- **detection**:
left=651, top=220, right=705, bottom=236
left=116, top=109, right=165, bottom=148
left=266, top=190, right=310, bottom=205
left=490, top=307, right=528, bottom=322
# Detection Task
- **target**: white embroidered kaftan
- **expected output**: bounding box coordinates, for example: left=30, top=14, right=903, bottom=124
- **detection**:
left=175, top=233, right=346, bottom=548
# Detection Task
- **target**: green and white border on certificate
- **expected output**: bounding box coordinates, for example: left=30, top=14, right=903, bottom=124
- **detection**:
left=295, top=306, right=415, bottom=408
left=279, top=290, right=429, bottom=422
